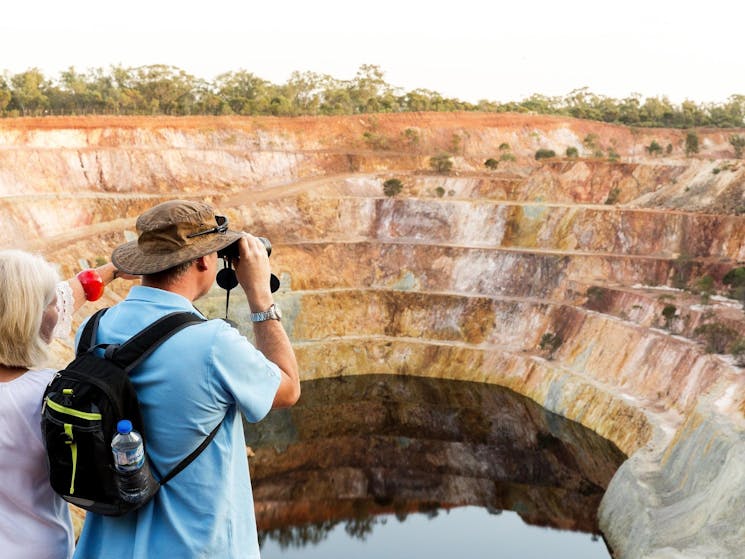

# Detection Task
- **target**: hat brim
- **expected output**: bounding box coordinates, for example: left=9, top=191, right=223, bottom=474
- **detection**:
left=112, top=230, right=243, bottom=275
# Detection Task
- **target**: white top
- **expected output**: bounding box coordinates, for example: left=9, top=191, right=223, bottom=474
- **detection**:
left=54, top=281, right=74, bottom=340
left=0, top=368, right=74, bottom=559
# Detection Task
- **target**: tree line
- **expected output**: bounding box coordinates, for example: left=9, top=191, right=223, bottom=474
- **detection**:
left=2, top=64, right=745, bottom=128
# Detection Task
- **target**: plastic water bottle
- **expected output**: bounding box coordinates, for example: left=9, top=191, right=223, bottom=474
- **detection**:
left=111, top=419, right=156, bottom=503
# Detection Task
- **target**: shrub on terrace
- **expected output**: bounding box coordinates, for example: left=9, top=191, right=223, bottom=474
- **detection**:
left=693, top=275, right=715, bottom=305
left=586, top=285, right=604, bottom=300
left=646, top=140, right=663, bottom=156
left=539, top=332, right=563, bottom=360
left=535, top=149, right=556, bottom=160
left=730, top=338, right=745, bottom=367
left=429, top=153, right=453, bottom=174
left=685, top=131, right=700, bottom=156
left=583, top=133, right=599, bottom=151
left=363, top=130, right=390, bottom=150
left=383, top=178, right=403, bottom=196
left=604, top=187, right=621, bottom=204
left=403, top=128, right=420, bottom=149
left=723, top=267, right=745, bottom=308
left=484, top=158, right=499, bottom=170
left=661, top=304, right=677, bottom=330
left=566, top=146, right=579, bottom=158
left=730, top=135, right=745, bottom=158
left=694, top=322, right=738, bottom=353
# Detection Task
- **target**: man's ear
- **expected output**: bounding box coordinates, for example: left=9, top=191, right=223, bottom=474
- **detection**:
left=194, top=255, right=210, bottom=271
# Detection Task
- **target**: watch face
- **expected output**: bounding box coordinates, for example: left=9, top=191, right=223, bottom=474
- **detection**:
left=272, top=304, right=282, bottom=319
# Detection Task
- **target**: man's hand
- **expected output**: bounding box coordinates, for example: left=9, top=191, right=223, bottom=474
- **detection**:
left=233, top=234, right=273, bottom=313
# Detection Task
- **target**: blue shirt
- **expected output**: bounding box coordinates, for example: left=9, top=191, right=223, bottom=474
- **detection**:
left=73, top=286, right=281, bottom=559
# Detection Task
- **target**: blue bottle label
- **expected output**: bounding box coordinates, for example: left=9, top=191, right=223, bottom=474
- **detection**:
left=114, top=445, right=145, bottom=470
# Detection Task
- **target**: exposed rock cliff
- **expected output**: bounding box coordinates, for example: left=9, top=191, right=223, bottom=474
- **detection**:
left=2, top=112, right=744, bottom=557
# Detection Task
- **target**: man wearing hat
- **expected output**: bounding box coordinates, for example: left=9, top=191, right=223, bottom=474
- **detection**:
left=73, top=200, right=300, bottom=559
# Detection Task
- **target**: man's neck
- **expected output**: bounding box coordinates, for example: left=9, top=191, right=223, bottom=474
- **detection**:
left=140, top=279, right=199, bottom=301
left=141, top=267, right=212, bottom=302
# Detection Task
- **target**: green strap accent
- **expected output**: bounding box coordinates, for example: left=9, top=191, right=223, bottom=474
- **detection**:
left=64, top=424, right=77, bottom=495
left=46, top=398, right=102, bottom=421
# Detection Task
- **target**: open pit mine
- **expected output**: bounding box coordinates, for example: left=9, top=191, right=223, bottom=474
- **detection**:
left=2, top=112, right=745, bottom=558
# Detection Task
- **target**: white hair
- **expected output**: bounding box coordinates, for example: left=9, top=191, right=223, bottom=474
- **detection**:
left=0, top=250, right=59, bottom=368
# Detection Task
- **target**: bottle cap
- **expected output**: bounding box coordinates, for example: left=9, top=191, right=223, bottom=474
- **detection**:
left=117, top=419, right=133, bottom=434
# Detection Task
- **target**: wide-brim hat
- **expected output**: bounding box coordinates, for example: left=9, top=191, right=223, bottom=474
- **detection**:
left=112, top=200, right=243, bottom=275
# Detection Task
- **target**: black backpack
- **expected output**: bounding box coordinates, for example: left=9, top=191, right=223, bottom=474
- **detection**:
left=41, top=308, right=221, bottom=516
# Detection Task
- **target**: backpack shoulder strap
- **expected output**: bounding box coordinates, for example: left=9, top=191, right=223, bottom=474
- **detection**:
left=102, top=310, right=218, bottom=487
left=108, top=311, right=206, bottom=372
left=76, top=308, right=108, bottom=355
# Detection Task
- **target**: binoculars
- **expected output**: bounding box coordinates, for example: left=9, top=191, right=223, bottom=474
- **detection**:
left=216, top=236, right=280, bottom=293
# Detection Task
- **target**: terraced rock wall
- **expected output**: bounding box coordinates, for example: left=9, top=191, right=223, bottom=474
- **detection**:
left=2, top=113, right=745, bottom=557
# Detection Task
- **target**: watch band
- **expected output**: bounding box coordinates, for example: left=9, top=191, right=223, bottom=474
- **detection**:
left=250, top=303, right=281, bottom=322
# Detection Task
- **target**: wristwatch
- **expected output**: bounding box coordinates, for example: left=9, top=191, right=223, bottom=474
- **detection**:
left=250, top=303, right=282, bottom=322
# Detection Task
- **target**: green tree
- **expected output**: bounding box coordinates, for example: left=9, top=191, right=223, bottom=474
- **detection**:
left=129, top=65, right=199, bottom=115
left=215, top=70, right=273, bottom=115
left=320, top=85, right=354, bottom=115
left=640, top=96, right=676, bottom=127
left=484, top=158, right=499, bottom=170
left=679, top=100, right=707, bottom=127
left=0, top=75, right=13, bottom=113
left=618, top=95, right=641, bottom=125
left=565, top=146, right=579, bottom=158
left=57, top=66, right=105, bottom=114
left=283, top=70, right=326, bottom=115
left=349, top=64, right=397, bottom=113
left=9, top=68, right=49, bottom=115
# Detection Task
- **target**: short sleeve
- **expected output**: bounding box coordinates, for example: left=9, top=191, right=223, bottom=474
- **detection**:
left=53, top=281, right=75, bottom=339
left=208, top=322, right=282, bottom=423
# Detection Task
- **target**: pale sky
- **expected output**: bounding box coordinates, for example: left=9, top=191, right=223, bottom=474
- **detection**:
left=2, top=0, right=743, bottom=105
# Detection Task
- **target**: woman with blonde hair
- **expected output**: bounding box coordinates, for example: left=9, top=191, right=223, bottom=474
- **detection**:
left=0, top=250, right=130, bottom=559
